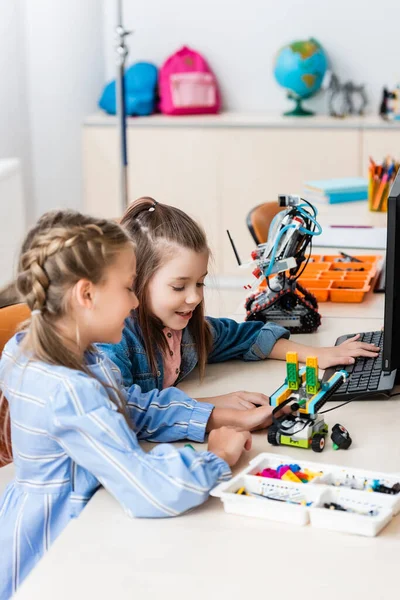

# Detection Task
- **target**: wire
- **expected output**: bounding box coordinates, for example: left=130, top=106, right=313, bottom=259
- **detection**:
left=317, top=388, right=393, bottom=414
left=291, top=236, right=313, bottom=282
left=299, top=197, right=318, bottom=216
left=318, top=400, right=354, bottom=414
left=264, top=223, right=297, bottom=278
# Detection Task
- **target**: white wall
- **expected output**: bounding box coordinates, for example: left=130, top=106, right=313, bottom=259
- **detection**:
left=23, top=0, right=105, bottom=218
left=0, top=0, right=32, bottom=220
left=102, top=0, right=400, bottom=114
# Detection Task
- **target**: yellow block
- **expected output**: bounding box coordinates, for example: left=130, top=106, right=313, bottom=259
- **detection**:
left=286, top=351, right=299, bottom=365
left=282, top=470, right=302, bottom=484
left=306, top=356, right=318, bottom=369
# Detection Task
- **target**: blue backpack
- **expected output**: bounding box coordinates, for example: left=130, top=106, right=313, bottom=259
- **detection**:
left=99, top=62, right=158, bottom=116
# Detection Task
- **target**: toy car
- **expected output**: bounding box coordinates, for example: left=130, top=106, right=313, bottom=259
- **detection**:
left=268, top=412, right=328, bottom=453
left=268, top=352, right=348, bottom=453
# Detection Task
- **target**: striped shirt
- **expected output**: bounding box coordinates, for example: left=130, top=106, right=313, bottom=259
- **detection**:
left=0, top=333, right=230, bottom=598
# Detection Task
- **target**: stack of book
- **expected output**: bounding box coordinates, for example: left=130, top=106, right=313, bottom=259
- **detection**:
left=303, top=177, right=368, bottom=204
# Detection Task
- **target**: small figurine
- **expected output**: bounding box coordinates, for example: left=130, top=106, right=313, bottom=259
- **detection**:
left=325, top=72, right=368, bottom=118
left=379, top=86, right=400, bottom=120
left=268, top=352, right=348, bottom=453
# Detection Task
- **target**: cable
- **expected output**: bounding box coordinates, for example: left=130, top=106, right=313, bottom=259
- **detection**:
left=318, top=400, right=354, bottom=414
left=264, top=223, right=297, bottom=278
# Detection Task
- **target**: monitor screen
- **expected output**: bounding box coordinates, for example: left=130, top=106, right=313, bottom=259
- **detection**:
left=383, top=170, right=400, bottom=372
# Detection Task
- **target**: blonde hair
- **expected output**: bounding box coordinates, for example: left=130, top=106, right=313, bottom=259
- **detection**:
left=0, top=210, right=133, bottom=464
left=121, top=197, right=212, bottom=379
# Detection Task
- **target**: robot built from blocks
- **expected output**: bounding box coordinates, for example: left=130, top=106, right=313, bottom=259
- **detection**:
left=244, top=195, right=322, bottom=333
left=268, top=352, right=349, bottom=453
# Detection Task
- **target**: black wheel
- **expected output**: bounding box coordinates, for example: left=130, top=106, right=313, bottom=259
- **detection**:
left=331, top=423, right=352, bottom=450
left=267, top=425, right=280, bottom=446
left=311, top=434, right=325, bottom=453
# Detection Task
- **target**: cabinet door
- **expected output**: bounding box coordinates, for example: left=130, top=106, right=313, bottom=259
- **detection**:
left=219, top=128, right=360, bottom=275
left=127, top=128, right=221, bottom=269
left=361, top=130, right=400, bottom=176
left=83, top=127, right=120, bottom=219
left=83, top=126, right=221, bottom=271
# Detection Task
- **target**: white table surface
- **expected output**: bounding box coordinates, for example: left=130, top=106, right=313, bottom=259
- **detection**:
left=15, top=316, right=400, bottom=600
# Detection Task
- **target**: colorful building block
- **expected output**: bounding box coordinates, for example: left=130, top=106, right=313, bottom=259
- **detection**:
left=306, top=356, right=320, bottom=395
left=282, top=470, right=302, bottom=484
left=286, top=351, right=300, bottom=390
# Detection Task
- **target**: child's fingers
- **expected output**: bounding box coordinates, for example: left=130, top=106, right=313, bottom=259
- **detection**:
left=340, top=334, right=360, bottom=345
left=239, top=400, right=257, bottom=410
left=239, top=392, right=270, bottom=406
left=351, top=343, right=380, bottom=351
left=243, top=432, right=252, bottom=451
left=349, top=349, right=381, bottom=358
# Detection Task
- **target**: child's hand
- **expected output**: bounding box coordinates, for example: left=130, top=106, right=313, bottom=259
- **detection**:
left=208, top=426, right=252, bottom=466
left=239, top=403, right=292, bottom=432
left=206, top=404, right=292, bottom=433
left=197, top=391, right=270, bottom=410
left=315, top=334, right=380, bottom=370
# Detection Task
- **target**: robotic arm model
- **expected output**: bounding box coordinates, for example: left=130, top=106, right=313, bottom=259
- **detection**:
left=245, top=195, right=322, bottom=333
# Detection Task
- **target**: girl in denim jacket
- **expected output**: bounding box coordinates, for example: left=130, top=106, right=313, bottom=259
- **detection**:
left=99, top=198, right=379, bottom=409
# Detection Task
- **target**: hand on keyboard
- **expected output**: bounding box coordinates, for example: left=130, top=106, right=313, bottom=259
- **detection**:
left=314, top=334, right=380, bottom=370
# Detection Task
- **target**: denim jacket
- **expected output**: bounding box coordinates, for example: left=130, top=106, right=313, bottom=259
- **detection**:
left=98, top=316, right=290, bottom=393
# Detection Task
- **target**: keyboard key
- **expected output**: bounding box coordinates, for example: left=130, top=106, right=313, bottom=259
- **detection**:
left=368, top=381, right=380, bottom=390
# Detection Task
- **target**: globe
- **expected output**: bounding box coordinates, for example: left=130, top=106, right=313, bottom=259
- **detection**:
left=274, top=38, right=328, bottom=116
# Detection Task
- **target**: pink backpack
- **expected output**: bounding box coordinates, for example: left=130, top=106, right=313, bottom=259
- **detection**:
left=159, top=46, right=221, bottom=115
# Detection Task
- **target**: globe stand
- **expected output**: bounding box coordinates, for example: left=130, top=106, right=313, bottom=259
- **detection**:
left=284, top=94, right=314, bottom=117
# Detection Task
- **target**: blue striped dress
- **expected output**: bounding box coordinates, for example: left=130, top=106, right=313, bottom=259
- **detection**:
left=0, top=333, right=230, bottom=599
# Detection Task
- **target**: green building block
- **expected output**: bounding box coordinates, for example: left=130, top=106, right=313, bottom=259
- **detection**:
left=287, top=361, right=300, bottom=390
left=306, top=365, right=320, bottom=395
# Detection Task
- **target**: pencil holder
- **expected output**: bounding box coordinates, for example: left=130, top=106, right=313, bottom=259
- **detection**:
left=368, top=158, right=399, bottom=212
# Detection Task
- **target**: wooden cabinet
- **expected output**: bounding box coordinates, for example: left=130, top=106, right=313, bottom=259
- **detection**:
left=82, top=113, right=400, bottom=275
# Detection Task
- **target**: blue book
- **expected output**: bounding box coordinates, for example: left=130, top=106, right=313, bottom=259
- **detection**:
left=303, top=188, right=368, bottom=205
left=327, top=190, right=368, bottom=204
left=304, top=177, right=368, bottom=195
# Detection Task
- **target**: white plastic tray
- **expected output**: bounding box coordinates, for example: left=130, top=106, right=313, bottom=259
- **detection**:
left=211, top=453, right=400, bottom=537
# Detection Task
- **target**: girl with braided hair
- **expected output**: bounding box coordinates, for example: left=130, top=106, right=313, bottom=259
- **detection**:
left=0, top=210, right=288, bottom=597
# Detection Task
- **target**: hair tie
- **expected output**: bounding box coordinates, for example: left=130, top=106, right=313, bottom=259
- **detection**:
left=31, top=309, right=41, bottom=316
left=148, top=200, right=158, bottom=212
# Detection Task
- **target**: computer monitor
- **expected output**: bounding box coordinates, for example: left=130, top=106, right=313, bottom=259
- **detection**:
left=382, top=169, right=400, bottom=373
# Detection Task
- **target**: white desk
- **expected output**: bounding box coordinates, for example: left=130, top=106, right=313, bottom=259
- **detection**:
left=15, top=316, right=400, bottom=600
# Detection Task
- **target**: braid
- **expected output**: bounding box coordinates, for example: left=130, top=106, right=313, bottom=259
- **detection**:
left=9, top=209, right=135, bottom=426
left=17, top=224, right=108, bottom=313
left=0, top=210, right=135, bottom=464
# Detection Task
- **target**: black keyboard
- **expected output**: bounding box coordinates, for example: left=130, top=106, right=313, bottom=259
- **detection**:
left=322, top=330, right=396, bottom=401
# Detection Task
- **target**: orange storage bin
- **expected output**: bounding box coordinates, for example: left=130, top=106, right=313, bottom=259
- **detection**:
left=254, top=253, right=380, bottom=303
left=302, top=262, right=331, bottom=272
left=297, top=279, right=331, bottom=302
left=329, top=280, right=371, bottom=303
left=322, top=255, right=380, bottom=265
left=318, top=272, right=346, bottom=281
left=327, top=262, right=375, bottom=276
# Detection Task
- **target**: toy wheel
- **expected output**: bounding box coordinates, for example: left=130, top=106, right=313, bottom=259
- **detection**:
left=267, top=425, right=280, bottom=446
left=311, top=434, right=325, bottom=453
left=331, top=423, right=352, bottom=450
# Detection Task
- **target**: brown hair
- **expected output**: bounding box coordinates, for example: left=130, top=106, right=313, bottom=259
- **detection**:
left=0, top=210, right=103, bottom=308
left=0, top=210, right=134, bottom=464
left=121, top=197, right=212, bottom=378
